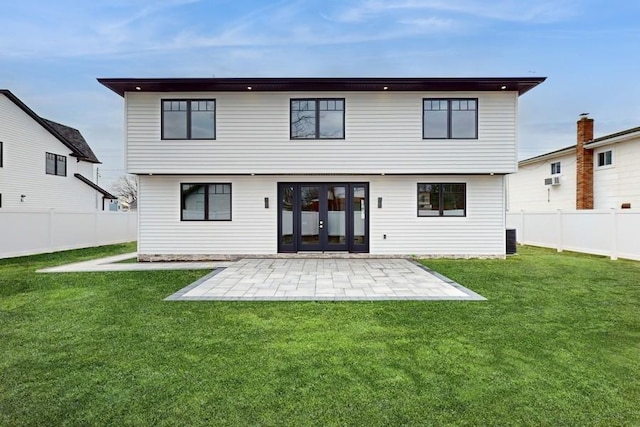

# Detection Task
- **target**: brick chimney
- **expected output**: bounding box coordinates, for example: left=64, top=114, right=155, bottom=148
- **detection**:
left=576, top=115, right=594, bottom=209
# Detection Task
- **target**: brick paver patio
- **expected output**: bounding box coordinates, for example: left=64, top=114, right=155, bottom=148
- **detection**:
left=166, top=258, right=485, bottom=301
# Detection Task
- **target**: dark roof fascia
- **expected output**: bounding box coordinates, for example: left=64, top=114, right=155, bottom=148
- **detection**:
left=74, top=173, right=117, bottom=199
left=585, top=125, right=640, bottom=146
left=518, top=144, right=576, bottom=165
left=0, top=89, right=101, bottom=164
left=98, top=76, right=546, bottom=97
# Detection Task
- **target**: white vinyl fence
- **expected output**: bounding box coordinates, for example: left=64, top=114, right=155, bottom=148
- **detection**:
left=0, top=209, right=137, bottom=259
left=506, top=209, right=640, bottom=261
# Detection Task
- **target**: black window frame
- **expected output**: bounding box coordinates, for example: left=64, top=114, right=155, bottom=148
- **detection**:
left=423, top=98, right=478, bottom=139
left=45, top=152, right=67, bottom=176
left=551, top=161, right=561, bottom=175
left=417, top=183, right=467, bottom=217
left=290, top=98, right=345, bottom=140
left=161, top=99, right=216, bottom=140
left=0, top=141, right=3, bottom=167
left=597, top=150, right=613, bottom=167
left=180, top=183, right=232, bottom=221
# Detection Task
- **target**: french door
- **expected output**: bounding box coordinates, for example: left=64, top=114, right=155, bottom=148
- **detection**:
left=278, top=183, right=369, bottom=253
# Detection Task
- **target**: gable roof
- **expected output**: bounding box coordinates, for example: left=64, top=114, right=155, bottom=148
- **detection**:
left=0, top=89, right=100, bottom=163
left=98, top=76, right=546, bottom=97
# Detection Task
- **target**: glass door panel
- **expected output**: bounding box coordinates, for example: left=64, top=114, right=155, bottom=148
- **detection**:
left=281, top=185, right=294, bottom=245
left=300, top=185, right=320, bottom=247
left=326, top=185, right=346, bottom=245
left=353, top=185, right=366, bottom=246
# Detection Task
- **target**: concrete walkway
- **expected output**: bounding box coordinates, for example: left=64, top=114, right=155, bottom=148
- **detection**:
left=167, top=258, right=485, bottom=301
left=37, top=253, right=485, bottom=301
left=37, top=253, right=233, bottom=273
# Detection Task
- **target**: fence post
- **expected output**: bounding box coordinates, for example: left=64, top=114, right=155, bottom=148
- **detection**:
left=48, top=208, right=55, bottom=251
left=94, top=211, right=100, bottom=245
left=557, top=209, right=563, bottom=252
left=610, top=209, right=618, bottom=260
left=520, top=210, right=525, bottom=244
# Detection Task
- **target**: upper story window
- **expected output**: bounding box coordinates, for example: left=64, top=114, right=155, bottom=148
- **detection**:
left=417, top=183, right=466, bottom=217
left=46, top=152, right=66, bottom=176
left=162, top=100, right=216, bottom=140
left=551, top=161, right=561, bottom=175
left=291, top=98, right=345, bottom=139
left=597, top=150, right=613, bottom=167
left=181, top=183, right=231, bottom=221
left=423, top=99, right=478, bottom=139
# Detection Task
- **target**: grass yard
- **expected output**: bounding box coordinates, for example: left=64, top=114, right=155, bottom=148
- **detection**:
left=1, top=244, right=639, bottom=426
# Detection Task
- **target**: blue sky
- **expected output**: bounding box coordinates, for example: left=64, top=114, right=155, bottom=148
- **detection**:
left=1, top=0, right=639, bottom=189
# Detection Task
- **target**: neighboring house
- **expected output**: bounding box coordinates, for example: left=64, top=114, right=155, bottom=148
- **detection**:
left=508, top=116, right=640, bottom=211
left=0, top=90, right=116, bottom=210
left=99, top=77, right=545, bottom=259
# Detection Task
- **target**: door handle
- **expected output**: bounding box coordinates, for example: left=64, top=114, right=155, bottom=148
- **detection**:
left=319, top=220, right=324, bottom=229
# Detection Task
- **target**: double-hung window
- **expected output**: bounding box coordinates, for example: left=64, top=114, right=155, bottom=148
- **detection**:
left=181, top=183, right=231, bottom=221
left=46, top=152, right=66, bottom=176
left=162, top=100, right=216, bottom=140
left=417, top=183, right=466, bottom=217
left=423, top=99, right=478, bottom=139
left=597, top=150, right=613, bottom=167
left=291, top=98, right=345, bottom=139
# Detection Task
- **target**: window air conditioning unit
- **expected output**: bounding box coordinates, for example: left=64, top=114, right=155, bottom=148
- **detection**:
left=544, top=177, right=562, bottom=186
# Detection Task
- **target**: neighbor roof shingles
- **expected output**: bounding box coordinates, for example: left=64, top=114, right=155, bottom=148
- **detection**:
left=0, top=89, right=101, bottom=164
left=41, top=119, right=100, bottom=163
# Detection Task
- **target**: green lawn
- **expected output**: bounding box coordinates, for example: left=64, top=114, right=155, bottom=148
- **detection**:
left=1, top=244, right=638, bottom=426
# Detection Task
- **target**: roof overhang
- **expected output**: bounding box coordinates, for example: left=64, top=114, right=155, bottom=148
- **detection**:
left=98, top=77, right=546, bottom=97
left=584, top=127, right=640, bottom=149
left=74, top=173, right=117, bottom=199
left=518, top=145, right=575, bottom=166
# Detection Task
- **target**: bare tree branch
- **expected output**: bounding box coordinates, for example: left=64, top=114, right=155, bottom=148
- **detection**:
left=111, top=175, right=138, bottom=204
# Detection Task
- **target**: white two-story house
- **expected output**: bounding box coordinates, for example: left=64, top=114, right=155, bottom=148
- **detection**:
left=0, top=89, right=116, bottom=211
left=99, top=77, right=545, bottom=260
left=508, top=116, right=640, bottom=211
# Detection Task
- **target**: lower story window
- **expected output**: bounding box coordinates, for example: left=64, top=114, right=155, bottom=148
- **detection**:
left=181, top=183, right=231, bottom=221
left=417, top=183, right=466, bottom=217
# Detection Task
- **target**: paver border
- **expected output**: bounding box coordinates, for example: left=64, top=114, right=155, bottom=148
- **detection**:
left=410, top=260, right=487, bottom=301
left=164, top=268, right=226, bottom=301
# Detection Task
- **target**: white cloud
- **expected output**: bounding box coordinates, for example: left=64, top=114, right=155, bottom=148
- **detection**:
left=334, top=0, right=579, bottom=24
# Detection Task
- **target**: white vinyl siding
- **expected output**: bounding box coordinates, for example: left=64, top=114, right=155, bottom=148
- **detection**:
left=137, top=174, right=506, bottom=257
left=593, top=139, right=640, bottom=209
left=125, top=91, right=518, bottom=175
left=0, top=94, right=99, bottom=210
left=507, top=152, right=577, bottom=212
